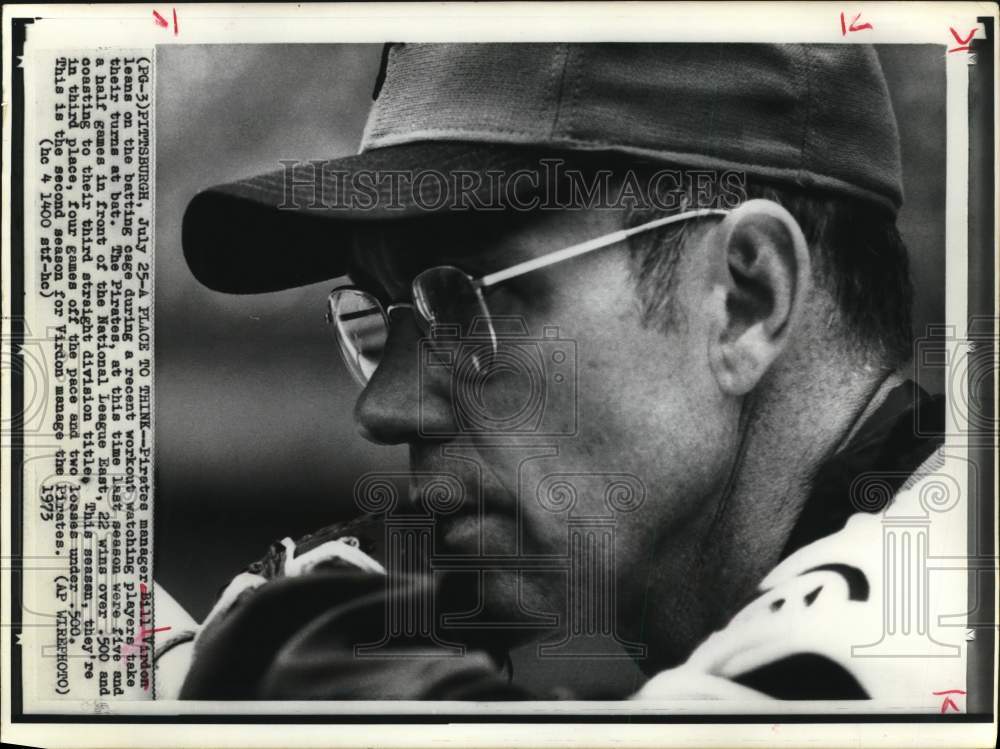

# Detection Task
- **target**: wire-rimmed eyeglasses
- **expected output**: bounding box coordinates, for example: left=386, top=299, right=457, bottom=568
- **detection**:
left=326, top=207, right=728, bottom=386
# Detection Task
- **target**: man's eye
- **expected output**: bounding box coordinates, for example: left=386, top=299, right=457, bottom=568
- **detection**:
left=345, top=272, right=394, bottom=305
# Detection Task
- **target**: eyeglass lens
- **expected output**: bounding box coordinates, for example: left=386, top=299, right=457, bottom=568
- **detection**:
left=412, top=266, right=493, bottom=339
left=328, top=288, right=388, bottom=386
left=328, top=267, right=495, bottom=386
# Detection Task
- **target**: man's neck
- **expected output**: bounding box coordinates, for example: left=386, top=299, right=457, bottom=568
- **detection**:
left=834, top=370, right=906, bottom=450
left=696, top=357, right=898, bottom=635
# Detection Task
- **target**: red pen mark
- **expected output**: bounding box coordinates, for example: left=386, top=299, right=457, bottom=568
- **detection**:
left=948, top=27, right=977, bottom=53
left=841, top=11, right=873, bottom=36
left=119, top=583, right=170, bottom=689
left=153, top=8, right=179, bottom=35
left=932, top=689, right=966, bottom=714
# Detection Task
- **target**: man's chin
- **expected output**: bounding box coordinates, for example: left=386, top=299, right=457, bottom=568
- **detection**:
left=437, top=566, right=560, bottom=654
left=429, top=511, right=564, bottom=652
left=437, top=511, right=519, bottom=555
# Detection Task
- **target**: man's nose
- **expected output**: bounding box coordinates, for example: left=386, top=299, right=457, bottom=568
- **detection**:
left=353, top=310, right=452, bottom=444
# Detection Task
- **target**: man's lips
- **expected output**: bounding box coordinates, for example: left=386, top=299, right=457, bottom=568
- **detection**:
left=407, top=481, right=517, bottom=519
left=418, top=499, right=514, bottom=528
left=406, top=486, right=517, bottom=548
left=405, top=464, right=524, bottom=550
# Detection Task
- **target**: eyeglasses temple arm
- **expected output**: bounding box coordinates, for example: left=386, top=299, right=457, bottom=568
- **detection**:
left=475, top=208, right=728, bottom=289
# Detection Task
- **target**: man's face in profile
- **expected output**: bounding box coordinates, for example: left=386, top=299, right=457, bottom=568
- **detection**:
left=346, top=202, right=738, bottom=659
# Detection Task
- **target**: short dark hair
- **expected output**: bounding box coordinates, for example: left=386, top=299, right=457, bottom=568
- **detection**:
left=623, top=175, right=914, bottom=367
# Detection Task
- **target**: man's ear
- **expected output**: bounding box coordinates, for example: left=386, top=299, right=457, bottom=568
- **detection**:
left=706, top=199, right=811, bottom=395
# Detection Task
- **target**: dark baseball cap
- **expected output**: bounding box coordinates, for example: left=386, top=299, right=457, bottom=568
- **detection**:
left=183, top=43, right=902, bottom=294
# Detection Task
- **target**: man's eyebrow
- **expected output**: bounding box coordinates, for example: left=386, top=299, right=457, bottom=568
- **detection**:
left=341, top=262, right=392, bottom=301
left=348, top=215, right=535, bottom=288
left=346, top=231, right=394, bottom=291
left=349, top=228, right=456, bottom=277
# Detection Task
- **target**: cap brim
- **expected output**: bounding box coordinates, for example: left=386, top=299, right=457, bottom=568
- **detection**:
left=182, top=142, right=551, bottom=294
